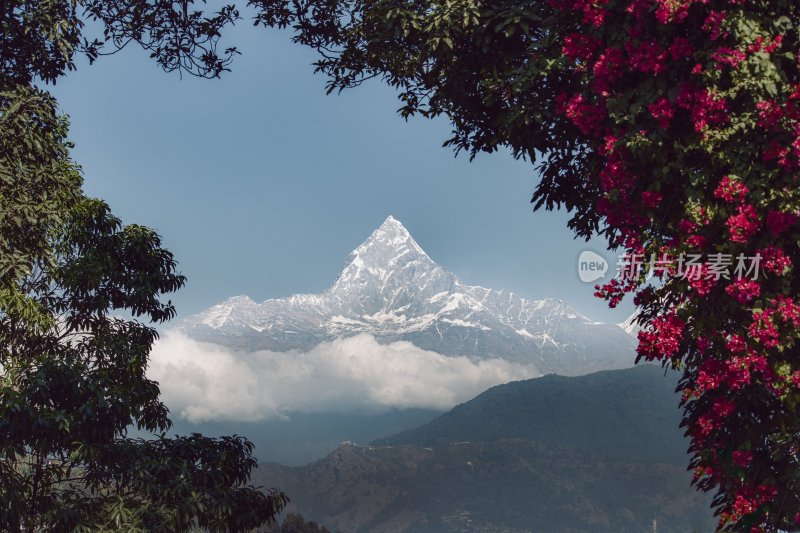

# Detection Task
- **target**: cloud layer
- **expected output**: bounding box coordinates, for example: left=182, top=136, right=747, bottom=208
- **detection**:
left=148, top=332, right=540, bottom=422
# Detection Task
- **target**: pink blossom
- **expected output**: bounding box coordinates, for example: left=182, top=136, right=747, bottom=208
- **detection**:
left=562, top=33, right=600, bottom=61
left=600, top=134, right=619, bottom=155
left=685, top=234, right=706, bottom=248
left=762, top=141, right=792, bottom=170
left=598, top=156, right=635, bottom=192
left=669, top=37, right=693, bottom=60
left=713, top=47, right=746, bottom=68
left=765, top=210, right=797, bottom=236
left=627, top=40, right=668, bottom=74
left=725, top=357, right=752, bottom=389
left=676, top=84, right=729, bottom=132
left=755, top=100, right=783, bottom=129
left=654, top=0, right=691, bottom=23
left=726, top=279, right=761, bottom=303
left=697, top=359, right=724, bottom=391
left=687, top=265, right=715, bottom=295
left=726, top=334, right=747, bottom=354
left=726, top=204, right=760, bottom=243
left=732, top=451, right=753, bottom=468
left=747, top=36, right=765, bottom=54
left=733, top=485, right=778, bottom=518
left=637, top=312, right=685, bottom=361
left=679, top=219, right=698, bottom=233
left=703, top=11, right=727, bottom=41
left=560, top=94, right=606, bottom=136
left=641, top=190, right=663, bottom=208
left=758, top=246, right=791, bottom=275
left=749, top=309, right=780, bottom=348
left=648, top=97, right=674, bottom=128
left=592, top=48, right=625, bottom=94
left=714, top=176, right=749, bottom=203
left=764, top=34, right=783, bottom=53
left=712, top=397, right=735, bottom=418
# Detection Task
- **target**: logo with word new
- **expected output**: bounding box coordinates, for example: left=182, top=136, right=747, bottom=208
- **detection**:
left=578, top=250, right=608, bottom=283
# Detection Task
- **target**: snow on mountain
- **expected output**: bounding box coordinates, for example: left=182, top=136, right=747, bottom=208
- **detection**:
left=176, top=216, right=636, bottom=376
left=619, top=311, right=642, bottom=337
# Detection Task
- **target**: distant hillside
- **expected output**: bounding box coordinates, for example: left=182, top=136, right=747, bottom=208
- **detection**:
left=254, top=366, right=714, bottom=532
left=379, top=364, right=688, bottom=464
left=165, top=409, right=442, bottom=465
left=255, top=440, right=712, bottom=533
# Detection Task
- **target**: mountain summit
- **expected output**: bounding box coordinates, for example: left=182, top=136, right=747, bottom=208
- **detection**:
left=349, top=214, right=423, bottom=258
left=339, top=216, right=427, bottom=276
left=177, top=217, right=635, bottom=375
left=330, top=215, right=441, bottom=302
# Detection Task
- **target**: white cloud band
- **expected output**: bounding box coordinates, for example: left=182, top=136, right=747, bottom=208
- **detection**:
left=148, top=332, right=540, bottom=422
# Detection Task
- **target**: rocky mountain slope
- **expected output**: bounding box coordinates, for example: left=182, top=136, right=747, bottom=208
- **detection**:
left=178, top=216, right=636, bottom=376
left=253, top=366, right=713, bottom=533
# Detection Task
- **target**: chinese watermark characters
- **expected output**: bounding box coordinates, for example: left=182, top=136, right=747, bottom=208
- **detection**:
left=578, top=250, right=762, bottom=283
left=617, top=252, right=761, bottom=281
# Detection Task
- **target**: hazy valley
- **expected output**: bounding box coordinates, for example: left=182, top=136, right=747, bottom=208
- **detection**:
left=156, top=218, right=710, bottom=532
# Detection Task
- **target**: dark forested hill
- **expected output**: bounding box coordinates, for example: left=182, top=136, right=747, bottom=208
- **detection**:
left=253, top=366, right=715, bottom=532
left=378, top=364, right=688, bottom=464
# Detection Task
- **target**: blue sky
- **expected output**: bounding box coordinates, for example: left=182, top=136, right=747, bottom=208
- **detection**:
left=51, top=22, right=633, bottom=324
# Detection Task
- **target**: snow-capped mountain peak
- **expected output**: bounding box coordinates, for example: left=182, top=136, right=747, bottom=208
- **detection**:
left=178, top=217, right=636, bottom=376
left=328, top=217, right=446, bottom=313
left=194, top=295, right=256, bottom=328
left=332, top=216, right=431, bottom=289
left=355, top=215, right=424, bottom=258
left=371, top=215, right=420, bottom=249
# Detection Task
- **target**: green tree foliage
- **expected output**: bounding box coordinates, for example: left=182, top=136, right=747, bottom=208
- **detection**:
left=1, top=0, right=241, bottom=283
left=259, top=512, right=340, bottom=533
left=0, top=87, right=82, bottom=287
left=1, top=2, right=286, bottom=531
left=281, top=513, right=341, bottom=533
left=1, top=198, right=286, bottom=531
left=245, top=0, right=800, bottom=530
left=0, top=0, right=240, bottom=86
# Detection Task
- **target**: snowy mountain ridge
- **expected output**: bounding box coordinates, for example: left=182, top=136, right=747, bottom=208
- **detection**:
left=177, top=216, right=636, bottom=376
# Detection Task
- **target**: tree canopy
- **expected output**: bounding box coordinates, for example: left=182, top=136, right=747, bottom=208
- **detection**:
left=1, top=2, right=285, bottom=531
left=0, top=0, right=240, bottom=87
left=6, top=0, right=800, bottom=530
left=246, top=0, right=800, bottom=530
left=1, top=195, right=286, bottom=531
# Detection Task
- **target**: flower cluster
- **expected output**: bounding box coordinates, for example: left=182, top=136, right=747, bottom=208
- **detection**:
left=636, top=312, right=684, bottom=361
left=713, top=176, right=748, bottom=203
left=725, top=279, right=760, bottom=304
left=726, top=204, right=760, bottom=243
left=729, top=485, right=779, bottom=523
left=759, top=246, right=791, bottom=276
left=548, top=0, right=800, bottom=528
